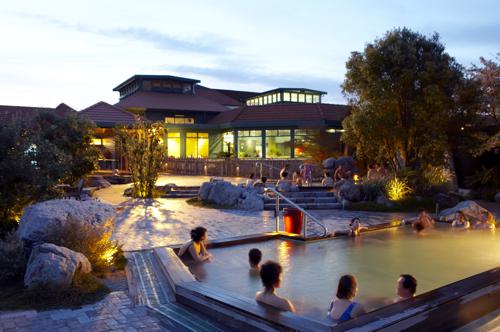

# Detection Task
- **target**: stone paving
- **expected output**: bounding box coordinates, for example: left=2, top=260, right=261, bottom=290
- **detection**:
left=0, top=292, right=168, bottom=332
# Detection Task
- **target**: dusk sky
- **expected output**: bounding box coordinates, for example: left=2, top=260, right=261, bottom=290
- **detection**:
left=1, top=0, right=499, bottom=110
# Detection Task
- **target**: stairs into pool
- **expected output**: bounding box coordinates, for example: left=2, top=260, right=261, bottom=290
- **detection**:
left=264, top=190, right=342, bottom=210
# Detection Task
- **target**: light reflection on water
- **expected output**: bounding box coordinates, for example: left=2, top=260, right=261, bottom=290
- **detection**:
left=187, top=225, right=499, bottom=321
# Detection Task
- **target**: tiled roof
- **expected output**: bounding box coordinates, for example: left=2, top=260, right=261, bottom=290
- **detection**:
left=113, top=74, right=200, bottom=91
left=195, top=85, right=242, bottom=106
left=209, top=103, right=350, bottom=125
left=115, top=91, right=229, bottom=113
left=79, top=101, right=137, bottom=126
left=0, top=104, right=75, bottom=122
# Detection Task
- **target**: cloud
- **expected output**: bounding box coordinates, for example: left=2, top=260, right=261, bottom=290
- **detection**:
left=14, top=12, right=231, bottom=54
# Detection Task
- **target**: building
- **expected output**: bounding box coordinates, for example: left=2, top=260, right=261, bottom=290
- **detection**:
left=78, top=74, right=350, bottom=173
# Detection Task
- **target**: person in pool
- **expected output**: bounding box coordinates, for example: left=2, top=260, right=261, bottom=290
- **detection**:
left=395, top=274, right=417, bottom=302
left=255, top=261, right=295, bottom=312
left=328, top=274, right=365, bottom=322
left=248, top=248, right=262, bottom=272
left=411, top=208, right=434, bottom=232
left=178, top=227, right=212, bottom=262
left=451, top=211, right=470, bottom=229
left=473, top=211, right=496, bottom=230
left=349, top=217, right=362, bottom=237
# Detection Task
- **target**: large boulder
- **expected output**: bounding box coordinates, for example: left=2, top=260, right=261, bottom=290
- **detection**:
left=323, top=157, right=336, bottom=169
left=24, top=243, right=91, bottom=288
left=439, top=200, right=491, bottom=222
left=18, top=199, right=116, bottom=244
left=207, top=181, right=244, bottom=206
left=237, top=189, right=265, bottom=211
left=339, top=180, right=361, bottom=202
left=322, top=156, right=356, bottom=173
left=198, top=182, right=214, bottom=201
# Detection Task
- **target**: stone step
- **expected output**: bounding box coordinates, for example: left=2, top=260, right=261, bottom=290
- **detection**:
left=265, top=197, right=337, bottom=204
left=280, top=191, right=335, bottom=198
left=264, top=202, right=342, bottom=210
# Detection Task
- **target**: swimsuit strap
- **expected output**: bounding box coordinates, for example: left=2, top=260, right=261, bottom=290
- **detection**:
left=338, top=302, right=357, bottom=322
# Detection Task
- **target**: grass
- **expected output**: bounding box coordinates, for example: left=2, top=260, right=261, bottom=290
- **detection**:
left=346, top=196, right=437, bottom=213
left=0, top=272, right=110, bottom=311
left=186, top=197, right=233, bottom=209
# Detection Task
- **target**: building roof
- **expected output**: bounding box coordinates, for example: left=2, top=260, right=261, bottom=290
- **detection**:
left=211, top=88, right=260, bottom=103
left=79, top=101, right=137, bottom=127
left=209, top=103, right=350, bottom=126
left=0, top=104, right=75, bottom=122
left=195, top=85, right=243, bottom=107
left=115, top=91, right=230, bottom=113
left=113, top=74, right=201, bottom=91
left=253, top=87, right=328, bottom=97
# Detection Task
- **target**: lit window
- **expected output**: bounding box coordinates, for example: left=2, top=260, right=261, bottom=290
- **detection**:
left=313, top=95, right=320, bottom=103
left=167, top=132, right=181, bottom=158
left=272, top=94, right=277, bottom=103
left=91, top=138, right=102, bottom=145
left=283, top=92, right=290, bottom=102
left=291, top=93, right=298, bottom=102
left=238, top=130, right=262, bottom=158
left=305, top=94, right=313, bottom=103
left=186, top=132, right=209, bottom=158
left=298, top=94, right=305, bottom=102
left=277, top=93, right=281, bottom=102
left=266, top=129, right=291, bottom=158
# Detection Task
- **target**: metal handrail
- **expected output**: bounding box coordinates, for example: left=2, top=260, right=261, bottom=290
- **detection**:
left=255, top=161, right=284, bottom=178
left=265, top=187, right=329, bottom=238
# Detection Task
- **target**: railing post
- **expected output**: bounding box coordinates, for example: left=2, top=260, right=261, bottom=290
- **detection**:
left=275, top=195, right=280, bottom=232
left=303, top=214, right=307, bottom=239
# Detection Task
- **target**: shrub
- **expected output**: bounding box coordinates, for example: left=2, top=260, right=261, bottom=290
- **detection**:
left=0, top=232, right=27, bottom=284
left=420, top=166, right=454, bottom=194
left=44, top=217, right=124, bottom=272
left=359, top=177, right=388, bottom=201
left=386, top=177, right=413, bottom=201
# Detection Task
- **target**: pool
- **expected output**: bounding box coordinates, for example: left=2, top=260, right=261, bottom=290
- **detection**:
left=184, top=225, right=499, bottom=321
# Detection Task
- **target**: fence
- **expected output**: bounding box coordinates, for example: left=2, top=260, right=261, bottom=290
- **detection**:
left=163, top=158, right=320, bottom=179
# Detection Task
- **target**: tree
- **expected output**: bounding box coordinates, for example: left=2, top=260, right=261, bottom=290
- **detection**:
left=116, top=119, right=165, bottom=198
left=341, top=28, right=464, bottom=171
left=0, top=112, right=99, bottom=223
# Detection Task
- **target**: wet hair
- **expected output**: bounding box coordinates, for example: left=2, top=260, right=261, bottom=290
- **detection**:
left=260, top=260, right=282, bottom=292
left=294, top=171, right=301, bottom=176
left=281, top=171, right=289, bottom=179
left=417, top=208, right=426, bottom=214
left=324, top=172, right=331, bottom=177
left=350, top=217, right=361, bottom=227
left=249, top=173, right=255, bottom=179
left=336, top=274, right=357, bottom=300
left=248, top=248, right=262, bottom=266
left=190, top=226, right=207, bottom=243
left=261, top=176, right=267, bottom=183
left=400, top=274, right=417, bottom=295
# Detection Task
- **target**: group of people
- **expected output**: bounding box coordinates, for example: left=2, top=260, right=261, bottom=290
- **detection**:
left=178, top=226, right=418, bottom=323
left=404, top=208, right=496, bottom=232
left=366, top=163, right=389, bottom=180
left=278, top=163, right=313, bottom=187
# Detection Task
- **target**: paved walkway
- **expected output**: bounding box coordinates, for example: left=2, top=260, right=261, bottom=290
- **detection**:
left=0, top=292, right=168, bottom=332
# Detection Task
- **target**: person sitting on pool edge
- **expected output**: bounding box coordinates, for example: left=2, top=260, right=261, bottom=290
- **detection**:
left=328, top=274, right=365, bottom=322
left=256, top=261, right=295, bottom=312
left=395, top=274, right=417, bottom=302
left=178, top=226, right=212, bottom=262
left=248, top=248, right=262, bottom=272
left=451, top=211, right=470, bottom=229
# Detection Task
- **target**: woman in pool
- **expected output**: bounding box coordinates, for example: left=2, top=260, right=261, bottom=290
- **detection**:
left=178, top=227, right=212, bottom=262
left=473, top=211, right=496, bottom=230
left=451, top=211, right=470, bottom=229
left=349, top=217, right=362, bottom=237
left=256, top=261, right=295, bottom=312
left=328, top=274, right=365, bottom=322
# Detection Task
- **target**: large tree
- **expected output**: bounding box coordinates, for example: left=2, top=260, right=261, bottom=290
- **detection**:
left=341, top=28, right=464, bottom=170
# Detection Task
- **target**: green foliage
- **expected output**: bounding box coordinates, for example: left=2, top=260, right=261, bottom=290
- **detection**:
left=0, top=232, right=27, bottom=284
left=420, top=166, right=454, bottom=193
left=44, top=217, right=125, bottom=272
left=297, top=129, right=343, bottom=165
left=341, top=28, right=464, bottom=170
left=0, top=112, right=99, bottom=221
left=347, top=196, right=435, bottom=213
left=386, top=177, right=413, bottom=201
left=465, top=166, right=498, bottom=189
left=359, top=177, right=388, bottom=201
left=117, top=120, right=165, bottom=198
left=0, top=272, right=109, bottom=311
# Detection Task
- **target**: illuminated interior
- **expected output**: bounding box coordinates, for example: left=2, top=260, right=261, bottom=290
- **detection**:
left=294, top=129, right=319, bottom=158
left=167, top=132, right=181, bottom=158
left=186, top=132, right=209, bottom=158
left=246, top=89, right=323, bottom=106
left=265, top=129, right=291, bottom=158
left=238, top=130, right=262, bottom=158
left=222, top=131, right=234, bottom=156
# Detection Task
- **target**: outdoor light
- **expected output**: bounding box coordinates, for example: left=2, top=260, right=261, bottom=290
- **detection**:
left=461, top=126, right=465, bottom=131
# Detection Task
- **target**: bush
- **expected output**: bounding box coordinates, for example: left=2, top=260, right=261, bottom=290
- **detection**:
left=386, top=177, right=413, bottom=201
left=420, top=166, right=454, bottom=193
left=359, top=177, right=388, bottom=201
left=0, top=232, right=27, bottom=284
left=44, top=217, right=124, bottom=272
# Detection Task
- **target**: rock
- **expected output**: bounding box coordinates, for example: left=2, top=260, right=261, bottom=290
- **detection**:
left=339, top=180, right=361, bottom=202
left=198, top=182, right=213, bottom=201
left=24, top=243, right=91, bottom=288
left=433, top=193, right=460, bottom=208
left=439, top=200, right=491, bottom=222
left=376, top=195, right=394, bottom=208
left=495, top=192, right=500, bottom=204
left=18, top=199, right=116, bottom=244
left=237, top=192, right=264, bottom=210
left=86, top=175, right=111, bottom=189
left=207, top=181, right=244, bottom=206
left=323, top=157, right=336, bottom=169
left=457, top=188, right=474, bottom=199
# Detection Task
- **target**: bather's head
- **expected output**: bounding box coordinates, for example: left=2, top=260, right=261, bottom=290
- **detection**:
left=248, top=248, right=262, bottom=268
left=397, top=274, right=417, bottom=300
left=191, top=226, right=207, bottom=243
left=336, top=274, right=358, bottom=300
left=260, top=176, right=267, bottom=184
left=260, top=260, right=282, bottom=292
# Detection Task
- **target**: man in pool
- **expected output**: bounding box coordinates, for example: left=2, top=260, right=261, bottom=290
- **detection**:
left=396, top=274, right=417, bottom=301
left=255, top=261, right=295, bottom=312
left=410, top=208, right=435, bottom=232
left=248, top=248, right=262, bottom=272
